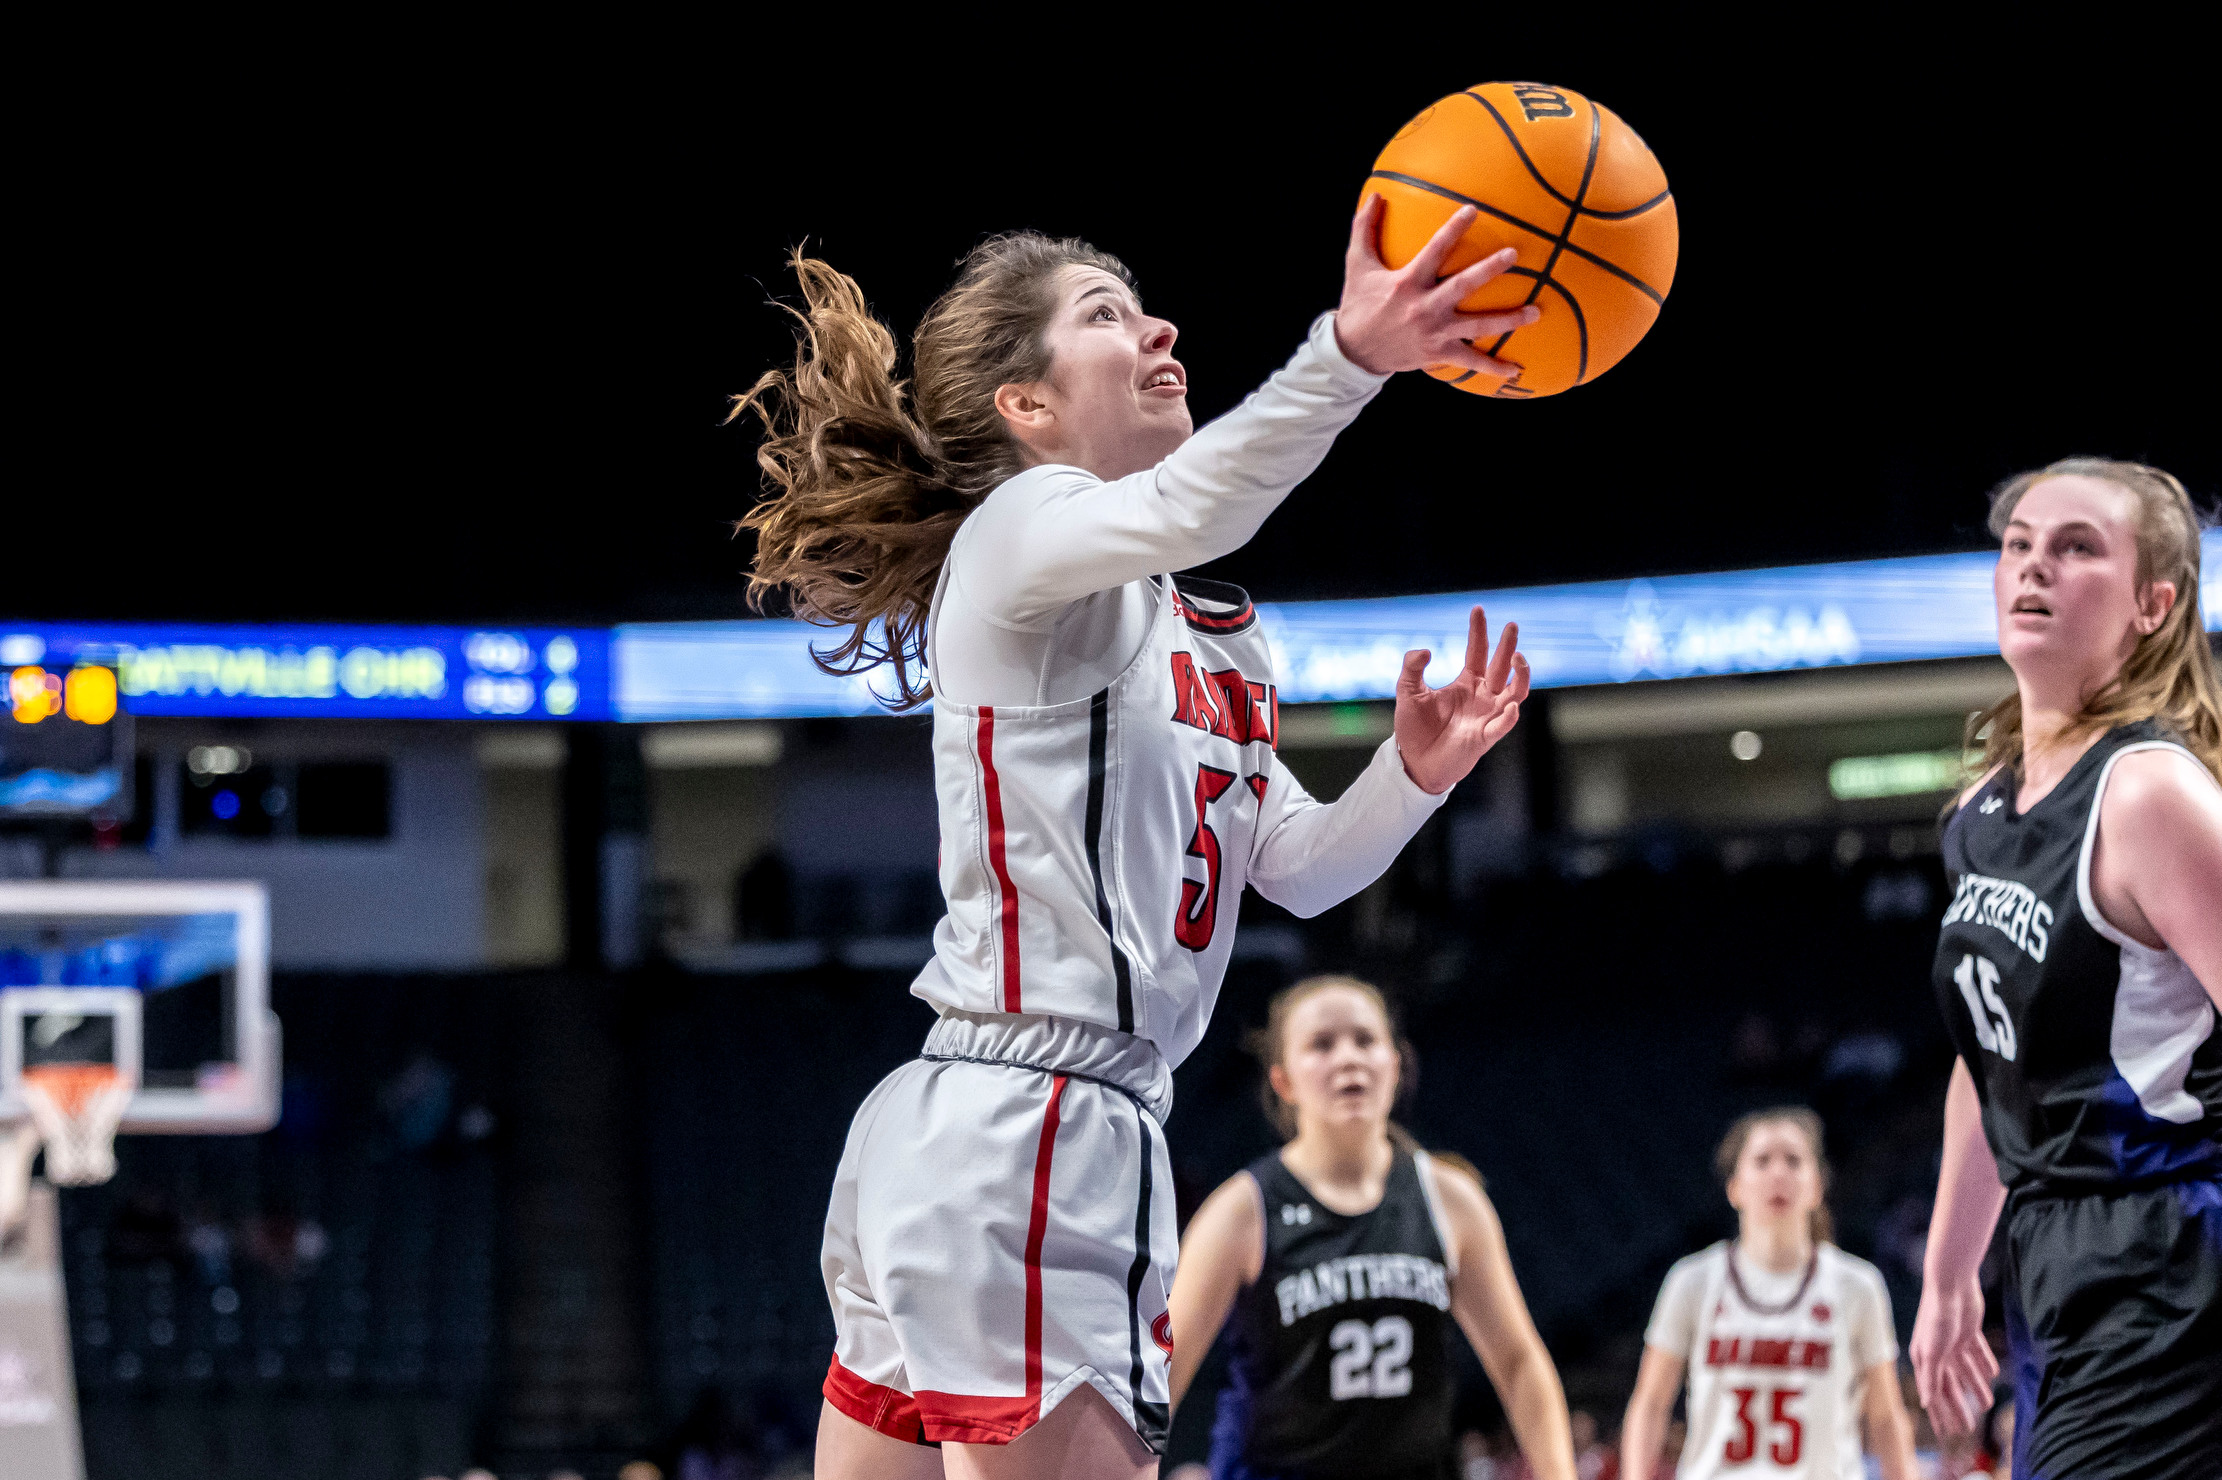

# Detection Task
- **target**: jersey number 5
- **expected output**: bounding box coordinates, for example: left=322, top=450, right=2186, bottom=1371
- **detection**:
left=1327, top=1315, right=1413, bottom=1400
left=1953, top=952, right=2018, bottom=1060
left=1724, top=1386, right=1803, bottom=1466
left=1178, top=764, right=1266, bottom=951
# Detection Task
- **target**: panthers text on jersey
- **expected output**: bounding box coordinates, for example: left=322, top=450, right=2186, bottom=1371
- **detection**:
left=1936, top=721, right=2222, bottom=1480
left=1936, top=720, right=2222, bottom=1190
left=1211, top=1148, right=1461, bottom=1480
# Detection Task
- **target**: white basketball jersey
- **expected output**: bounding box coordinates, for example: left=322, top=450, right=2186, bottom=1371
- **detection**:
left=1647, top=1242, right=1898, bottom=1480
left=913, top=573, right=1292, bottom=1069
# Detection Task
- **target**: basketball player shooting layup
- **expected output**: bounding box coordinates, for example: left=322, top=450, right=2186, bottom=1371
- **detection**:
left=734, top=198, right=1537, bottom=1480
left=1620, top=1109, right=1917, bottom=1480
left=1911, top=460, right=2222, bottom=1480
left=1171, top=975, right=1577, bottom=1480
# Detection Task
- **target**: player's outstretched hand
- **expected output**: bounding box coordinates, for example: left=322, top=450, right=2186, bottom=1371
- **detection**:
left=1335, top=196, right=1540, bottom=378
left=1909, top=1274, right=1997, bottom=1439
left=1395, top=606, right=1529, bottom=795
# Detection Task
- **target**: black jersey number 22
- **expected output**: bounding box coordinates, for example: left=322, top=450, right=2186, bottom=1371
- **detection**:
left=1328, top=1316, right=1413, bottom=1400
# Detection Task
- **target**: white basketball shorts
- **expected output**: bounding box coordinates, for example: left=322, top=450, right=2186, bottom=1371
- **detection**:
left=820, top=1008, right=1178, bottom=1450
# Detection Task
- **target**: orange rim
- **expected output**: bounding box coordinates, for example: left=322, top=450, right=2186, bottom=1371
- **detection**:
left=21, top=1063, right=125, bottom=1118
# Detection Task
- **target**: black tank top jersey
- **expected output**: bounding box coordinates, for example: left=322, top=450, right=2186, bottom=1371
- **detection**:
left=1936, top=720, right=2222, bottom=1192
left=1212, top=1148, right=1457, bottom=1479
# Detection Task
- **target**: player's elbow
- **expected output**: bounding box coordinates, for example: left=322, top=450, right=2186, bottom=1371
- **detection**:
left=1247, top=875, right=1338, bottom=919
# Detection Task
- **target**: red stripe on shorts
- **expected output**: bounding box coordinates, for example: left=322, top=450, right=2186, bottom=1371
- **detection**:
left=914, top=1389, right=1042, bottom=1446
left=822, top=1354, right=926, bottom=1444
left=978, top=706, right=1023, bottom=1012
left=1024, top=1073, right=1070, bottom=1407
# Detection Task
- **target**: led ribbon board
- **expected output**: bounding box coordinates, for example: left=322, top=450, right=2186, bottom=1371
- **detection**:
left=611, top=531, right=2222, bottom=719
left=9, top=532, right=2217, bottom=721
left=0, top=626, right=612, bottom=722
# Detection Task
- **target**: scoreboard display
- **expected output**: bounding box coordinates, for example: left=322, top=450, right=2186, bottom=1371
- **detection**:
left=1, top=658, right=132, bottom=817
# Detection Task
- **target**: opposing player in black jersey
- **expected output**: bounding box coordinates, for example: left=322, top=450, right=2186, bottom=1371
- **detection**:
left=1167, top=976, right=1575, bottom=1480
left=1911, top=459, right=2222, bottom=1480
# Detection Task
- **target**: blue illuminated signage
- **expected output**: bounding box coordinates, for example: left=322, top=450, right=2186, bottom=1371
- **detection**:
left=8, top=530, right=2216, bottom=722
left=0, top=626, right=610, bottom=721
left=612, top=532, right=2222, bottom=719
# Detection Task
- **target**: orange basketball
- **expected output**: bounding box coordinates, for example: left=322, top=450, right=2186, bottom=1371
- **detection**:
left=1365, top=82, right=1677, bottom=399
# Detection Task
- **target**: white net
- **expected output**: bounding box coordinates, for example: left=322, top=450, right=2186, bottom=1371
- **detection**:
left=19, top=1065, right=135, bottom=1187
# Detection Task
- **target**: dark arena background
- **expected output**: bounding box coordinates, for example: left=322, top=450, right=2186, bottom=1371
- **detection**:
left=8, top=23, right=2216, bottom=1480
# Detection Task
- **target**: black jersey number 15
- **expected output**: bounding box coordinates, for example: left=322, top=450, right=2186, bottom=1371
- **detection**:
left=1953, top=952, right=2018, bottom=1061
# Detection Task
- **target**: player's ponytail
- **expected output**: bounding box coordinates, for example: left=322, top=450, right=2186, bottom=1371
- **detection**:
left=1969, top=457, right=2222, bottom=783
left=733, top=234, right=1137, bottom=709
left=1715, top=1107, right=1833, bottom=1246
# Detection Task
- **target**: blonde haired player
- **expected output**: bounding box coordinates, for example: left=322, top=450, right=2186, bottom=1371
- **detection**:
left=738, top=199, right=1537, bottom=1480
left=1170, top=975, right=1575, bottom=1480
left=1620, top=1110, right=1916, bottom=1480
left=1912, top=459, right=2222, bottom=1479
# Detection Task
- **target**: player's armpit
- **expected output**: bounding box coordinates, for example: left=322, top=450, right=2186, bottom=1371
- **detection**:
left=2095, top=747, right=2222, bottom=1005
left=1165, top=1170, right=1264, bottom=1411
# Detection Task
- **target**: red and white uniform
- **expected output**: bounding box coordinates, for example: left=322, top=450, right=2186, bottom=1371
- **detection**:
left=1645, top=1242, right=1899, bottom=1480
left=822, top=313, right=1449, bottom=1450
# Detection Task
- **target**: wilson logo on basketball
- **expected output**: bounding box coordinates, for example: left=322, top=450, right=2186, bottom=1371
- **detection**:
left=1362, top=81, right=1677, bottom=399
left=1512, top=83, right=1574, bottom=121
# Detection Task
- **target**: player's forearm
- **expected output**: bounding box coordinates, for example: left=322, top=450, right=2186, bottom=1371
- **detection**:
left=970, top=315, right=1385, bottom=622
left=1923, top=1060, right=2006, bottom=1287
left=1249, top=740, right=1446, bottom=916
left=1168, top=1345, right=1201, bottom=1410
left=1618, top=1399, right=1666, bottom=1480
left=1863, top=1370, right=1920, bottom=1480
left=1500, top=1346, right=1578, bottom=1480
left=1146, top=310, right=1387, bottom=546
left=1871, top=1400, right=1918, bottom=1480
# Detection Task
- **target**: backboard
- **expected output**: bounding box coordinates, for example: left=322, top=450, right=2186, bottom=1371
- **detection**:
left=0, top=880, right=277, bottom=1133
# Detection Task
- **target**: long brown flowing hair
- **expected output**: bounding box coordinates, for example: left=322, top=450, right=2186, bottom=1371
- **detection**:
left=1714, top=1107, right=1834, bottom=1246
left=1967, top=457, right=2221, bottom=782
left=1250, top=974, right=1423, bottom=1155
left=729, top=235, right=1136, bottom=708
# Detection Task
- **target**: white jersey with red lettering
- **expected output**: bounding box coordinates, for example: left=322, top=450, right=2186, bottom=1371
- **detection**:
left=821, top=316, right=1451, bottom=1454
left=912, top=568, right=1435, bottom=1067
left=1644, top=1241, right=1898, bottom=1480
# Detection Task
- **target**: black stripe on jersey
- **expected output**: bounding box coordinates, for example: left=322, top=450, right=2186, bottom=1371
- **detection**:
left=1126, top=1103, right=1169, bottom=1447
left=1086, top=689, right=1136, bottom=1033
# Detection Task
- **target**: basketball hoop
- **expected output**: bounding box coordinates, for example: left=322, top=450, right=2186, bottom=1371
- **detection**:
left=18, top=1062, right=135, bottom=1186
